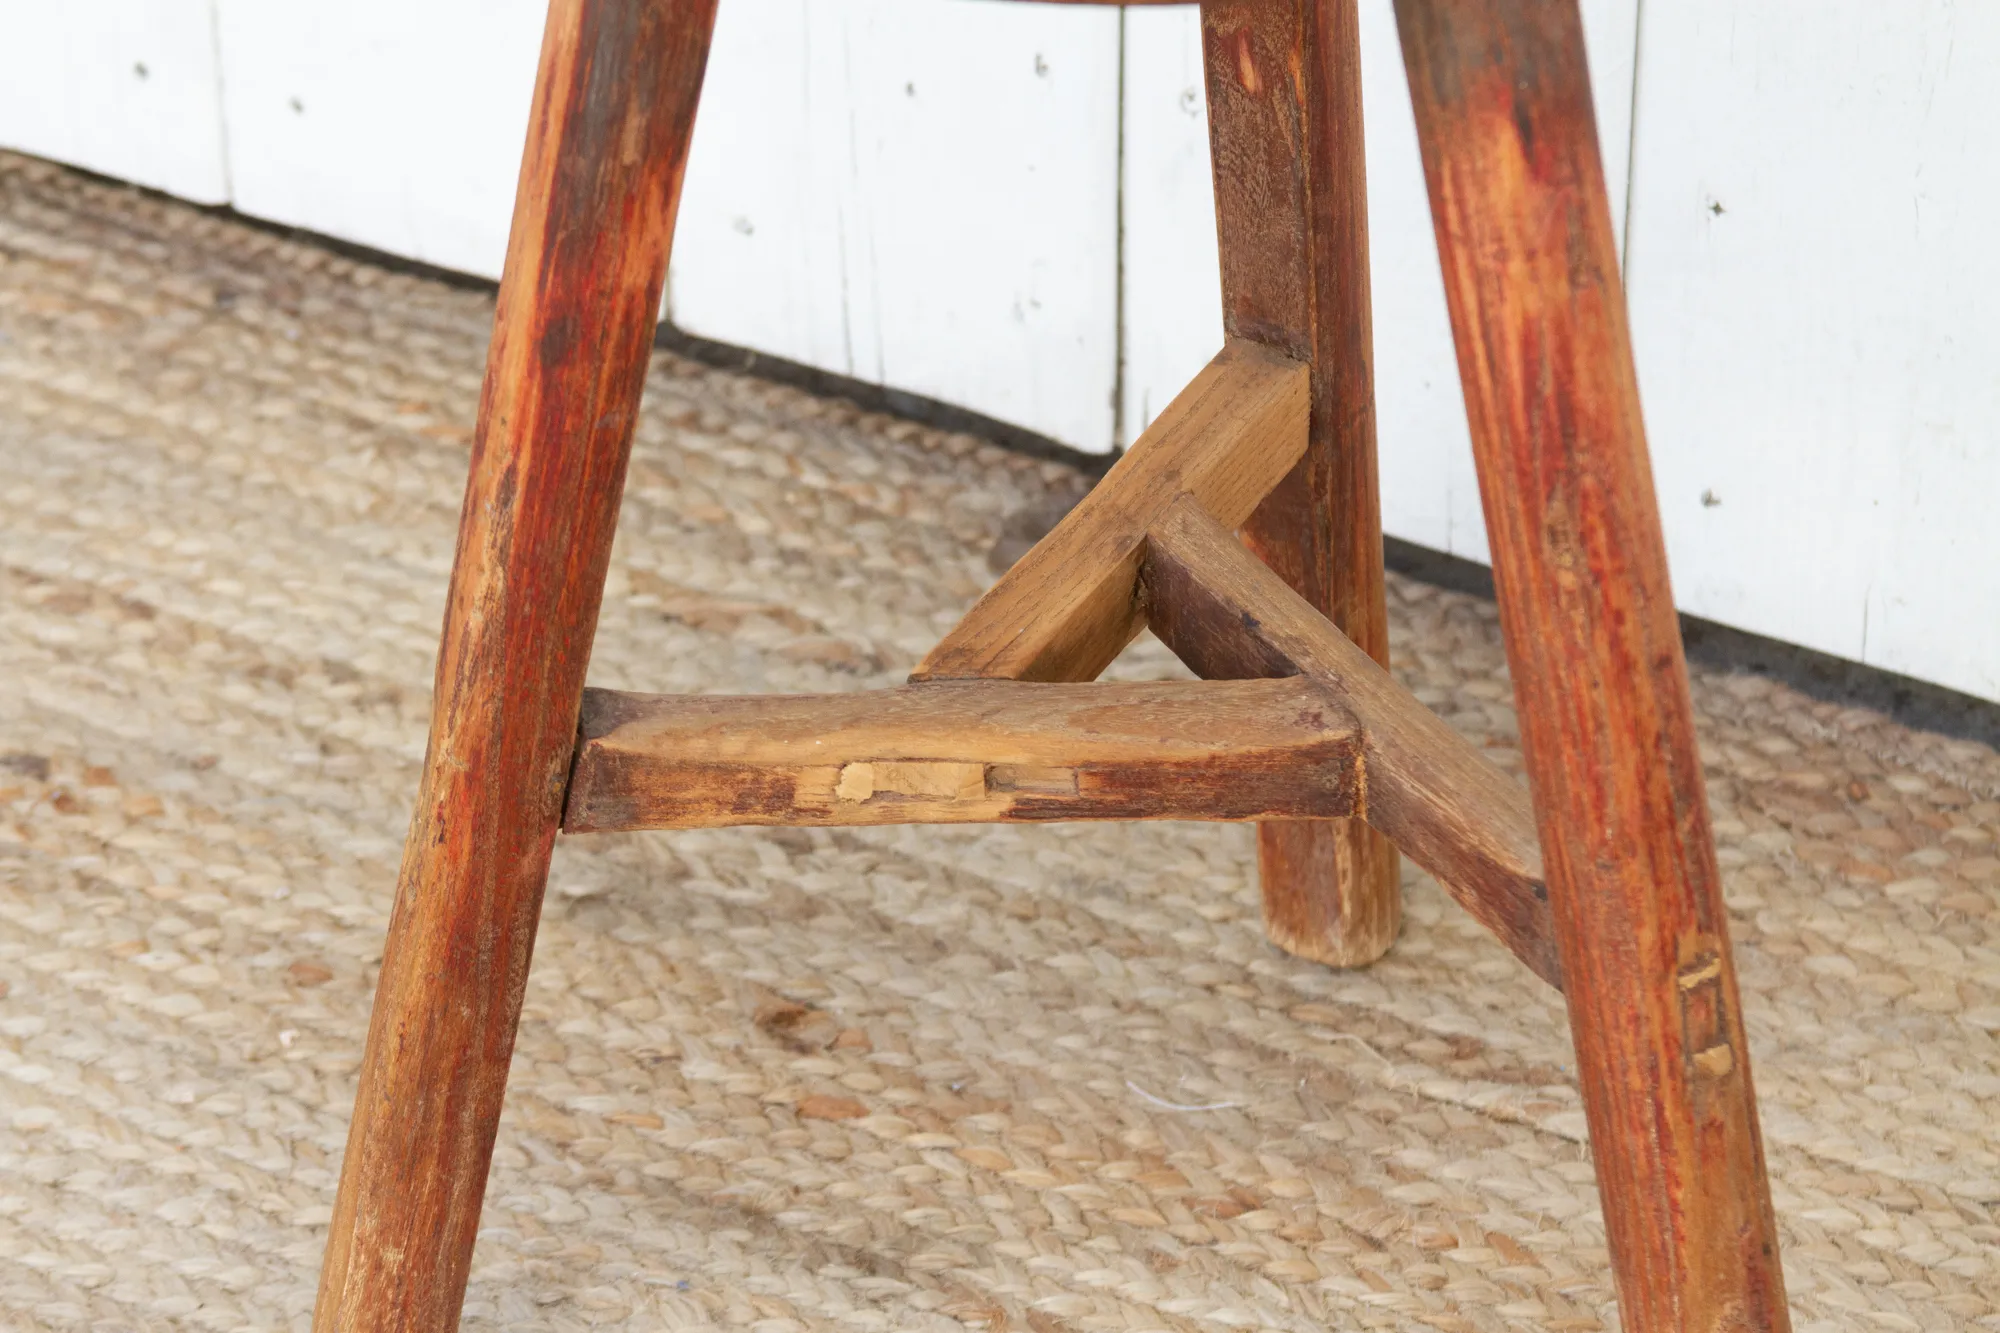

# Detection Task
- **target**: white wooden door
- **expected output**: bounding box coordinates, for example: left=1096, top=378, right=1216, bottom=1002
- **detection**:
left=670, top=0, right=1124, bottom=453
left=1623, top=3, right=2000, bottom=702
left=204, top=0, right=1123, bottom=453
left=212, top=0, right=544, bottom=280
left=0, top=0, right=231, bottom=204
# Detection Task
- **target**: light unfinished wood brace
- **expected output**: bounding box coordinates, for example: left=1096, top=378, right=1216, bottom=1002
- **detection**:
left=565, top=676, right=1362, bottom=831
left=915, top=338, right=1310, bottom=684
left=1142, top=497, right=1561, bottom=987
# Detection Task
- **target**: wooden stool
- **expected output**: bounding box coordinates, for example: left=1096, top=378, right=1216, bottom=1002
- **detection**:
left=314, top=2, right=1790, bottom=1330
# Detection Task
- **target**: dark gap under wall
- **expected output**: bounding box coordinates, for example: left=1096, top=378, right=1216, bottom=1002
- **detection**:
left=1388, top=538, right=2000, bottom=752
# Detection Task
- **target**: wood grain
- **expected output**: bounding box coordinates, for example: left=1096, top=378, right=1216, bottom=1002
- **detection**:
left=1200, top=0, right=1399, bottom=968
left=1394, top=2, right=1789, bottom=1330
left=313, top=2, right=718, bottom=1329
left=1144, top=497, right=1560, bottom=988
left=564, top=677, right=1361, bottom=831
left=914, top=338, right=1307, bottom=684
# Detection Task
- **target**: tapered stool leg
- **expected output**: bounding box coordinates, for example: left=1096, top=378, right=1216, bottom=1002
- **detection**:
left=313, top=2, right=718, bottom=1328
left=1200, top=0, right=1400, bottom=967
left=1394, top=3, right=1789, bottom=1331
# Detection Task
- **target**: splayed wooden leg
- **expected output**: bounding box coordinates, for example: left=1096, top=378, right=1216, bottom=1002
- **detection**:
left=1394, top=2, right=1790, bottom=1329
left=312, top=2, right=718, bottom=1328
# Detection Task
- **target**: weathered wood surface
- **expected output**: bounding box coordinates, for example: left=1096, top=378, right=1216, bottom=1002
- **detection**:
left=1200, top=0, right=1399, bottom=968
left=1394, top=2, right=1789, bottom=1330
left=914, top=338, right=1307, bottom=684
left=314, top=2, right=719, bottom=1329
left=1145, top=498, right=1560, bottom=988
left=565, top=677, right=1362, bottom=831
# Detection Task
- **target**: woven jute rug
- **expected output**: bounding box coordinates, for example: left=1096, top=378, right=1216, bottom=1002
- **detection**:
left=3, top=150, right=1999, bottom=1333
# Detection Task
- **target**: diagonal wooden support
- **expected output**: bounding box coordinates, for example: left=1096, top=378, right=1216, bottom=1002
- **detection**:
left=915, top=338, right=1308, bottom=684
left=563, top=676, right=1360, bottom=831
left=1142, top=497, right=1560, bottom=988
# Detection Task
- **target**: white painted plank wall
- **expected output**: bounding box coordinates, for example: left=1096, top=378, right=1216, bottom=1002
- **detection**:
left=1624, top=3, right=2000, bottom=702
left=211, top=0, right=545, bottom=281
left=2, top=1, right=1996, bottom=704
left=186, top=0, right=1126, bottom=454
left=671, top=0, right=1123, bottom=451
left=0, top=0, right=232, bottom=204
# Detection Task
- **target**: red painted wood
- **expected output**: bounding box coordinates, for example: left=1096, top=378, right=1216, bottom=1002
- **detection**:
left=1393, top=2, right=1790, bottom=1330
left=1200, top=0, right=1400, bottom=967
left=313, top=1, right=718, bottom=1328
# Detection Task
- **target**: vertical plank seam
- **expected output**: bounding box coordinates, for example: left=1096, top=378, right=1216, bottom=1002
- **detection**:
left=205, top=0, right=235, bottom=203
left=1620, top=0, right=1645, bottom=266
left=1112, top=4, right=1131, bottom=452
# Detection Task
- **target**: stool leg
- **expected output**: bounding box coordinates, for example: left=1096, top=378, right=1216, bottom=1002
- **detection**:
left=1394, top=3, right=1790, bottom=1331
left=312, top=2, right=717, bottom=1328
left=1200, top=0, right=1400, bottom=967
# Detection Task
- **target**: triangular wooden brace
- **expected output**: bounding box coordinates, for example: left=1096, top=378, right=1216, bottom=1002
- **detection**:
left=561, top=344, right=1556, bottom=988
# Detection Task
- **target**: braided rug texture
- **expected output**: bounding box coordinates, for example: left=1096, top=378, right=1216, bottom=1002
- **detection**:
left=2, top=151, right=1999, bottom=1333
